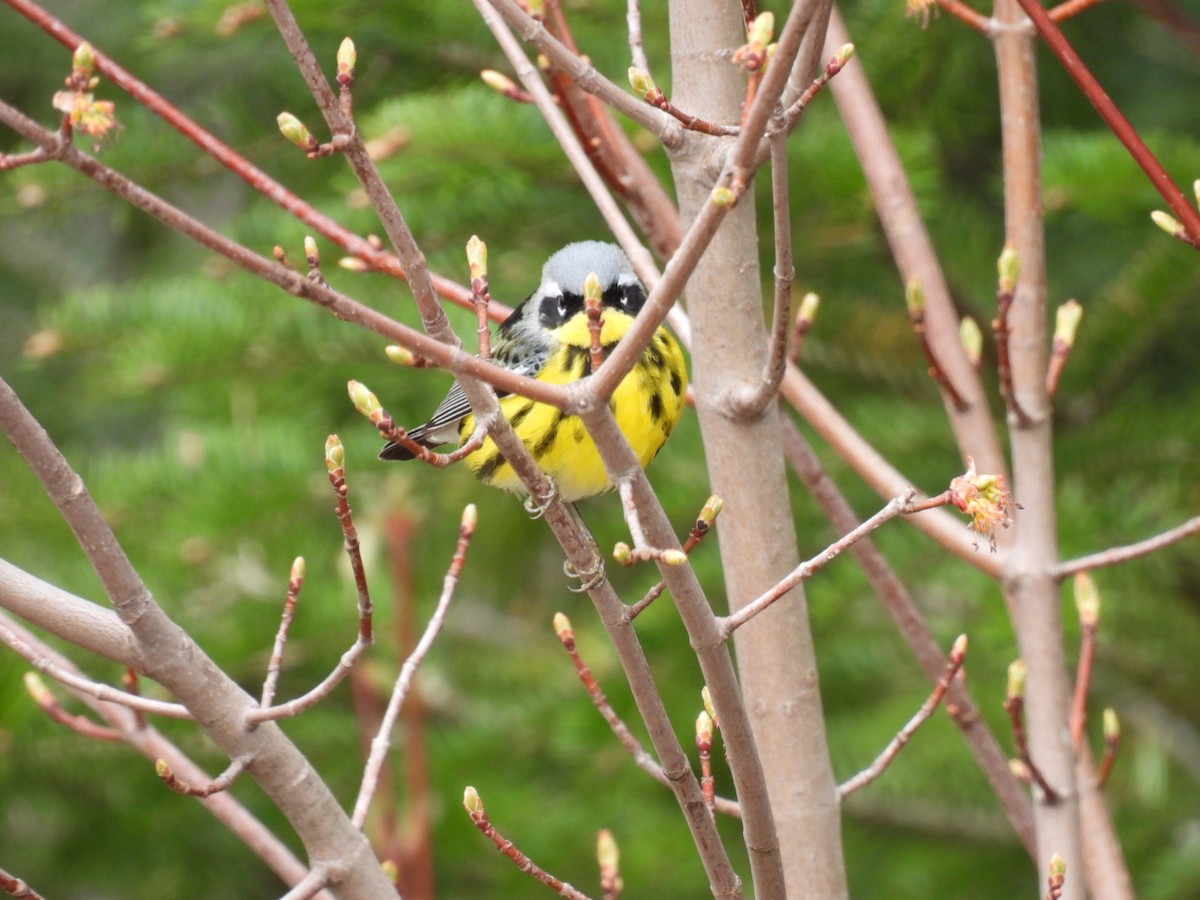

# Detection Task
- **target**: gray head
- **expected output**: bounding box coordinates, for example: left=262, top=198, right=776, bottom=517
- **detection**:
left=540, top=242, right=637, bottom=293
left=532, top=242, right=645, bottom=330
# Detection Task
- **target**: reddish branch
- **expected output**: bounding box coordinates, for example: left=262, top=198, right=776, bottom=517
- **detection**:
left=1068, top=574, right=1100, bottom=751
left=0, top=867, right=44, bottom=900
left=1003, top=661, right=1061, bottom=804
left=2, top=0, right=486, bottom=315
left=462, top=787, right=593, bottom=900
left=906, top=280, right=969, bottom=411
left=1010, top=0, right=1200, bottom=246
left=22, top=672, right=121, bottom=741
left=993, top=247, right=1032, bottom=426
left=552, top=613, right=741, bottom=818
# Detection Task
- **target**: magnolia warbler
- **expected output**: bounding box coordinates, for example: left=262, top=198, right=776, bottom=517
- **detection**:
left=380, top=241, right=687, bottom=501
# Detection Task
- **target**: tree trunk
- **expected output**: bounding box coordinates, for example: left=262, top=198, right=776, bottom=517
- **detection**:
left=668, top=1, right=848, bottom=895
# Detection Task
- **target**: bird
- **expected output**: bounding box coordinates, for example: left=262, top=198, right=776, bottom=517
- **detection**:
left=380, top=241, right=687, bottom=502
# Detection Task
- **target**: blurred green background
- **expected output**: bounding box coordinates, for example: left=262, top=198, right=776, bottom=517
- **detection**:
left=2, top=0, right=1199, bottom=897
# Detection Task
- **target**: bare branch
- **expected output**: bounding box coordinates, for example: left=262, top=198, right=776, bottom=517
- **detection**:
left=839, top=635, right=968, bottom=798
left=1053, top=514, right=1200, bottom=580
left=463, top=787, right=593, bottom=900
left=1, top=619, right=190, bottom=718
left=778, top=419, right=1035, bottom=854
left=0, top=866, right=45, bottom=900
left=352, top=505, right=476, bottom=828
left=722, top=489, right=955, bottom=636
left=484, top=0, right=681, bottom=146
left=1012, top=0, right=1200, bottom=245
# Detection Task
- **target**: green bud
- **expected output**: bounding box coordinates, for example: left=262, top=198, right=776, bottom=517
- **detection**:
left=835, top=43, right=856, bottom=66
left=905, top=278, right=925, bottom=315
left=466, top=235, right=487, bottom=281
left=461, top=503, right=478, bottom=534
left=997, top=245, right=1019, bottom=294
left=290, top=556, right=306, bottom=581
left=662, top=549, right=688, bottom=566
left=552, top=611, right=573, bottom=641
left=1073, top=572, right=1100, bottom=626
left=462, top=786, right=483, bottom=814
left=959, top=317, right=983, bottom=367
left=628, top=66, right=656, bottom=99
left=276, top=112, right=311, bottom=148
left=701, top=685, right=716, bottom=724
left=347, top=380, right=381, bottom=416
left=699, top=495, right=723, bottom=525
left=73, top=43, right=96, bottom=77
left=337, top=37, right=356, bottom=78
left=23, top=672, right=53, bottom=705
left=1151, top=210, right=1184, bottom=237
left=1054, top=299, right=1083, bottom=348
left=583, top=271, right=602, bottom=303
left=1103, top=708, right=1119, bottom=741
left=695, top=710, right=713, bottom=743
left=1048, top=853, right=1066, bottom=879
left=384, top=345, right=415, bottom=366
left=304, top=235, right=319, bottom=265
left=480, top=69, right=517, bottom=95
left=747, top=11, right=774, bottom=46
left=325, top=434, right=344, bottom=470
left=596, top=829, right=619, bottom=870
left=951, top=633, right=968, bottom=662
left=797, top=292, right=819, bottom=325
left=612, top=542, right=632, bottom=565
left=1006, top=658, right=1027, bottom=699
left=710, top=186, right=736, bottom=208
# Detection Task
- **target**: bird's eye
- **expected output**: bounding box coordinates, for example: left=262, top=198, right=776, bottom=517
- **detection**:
left=557, top=296, right=569, bottom=316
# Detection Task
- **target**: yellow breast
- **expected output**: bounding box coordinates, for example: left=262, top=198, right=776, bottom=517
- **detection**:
left=459, top=311, right=687, bottom=502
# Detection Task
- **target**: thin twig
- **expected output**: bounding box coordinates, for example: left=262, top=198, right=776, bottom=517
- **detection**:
left=1096, top=710, right=1120, bottom=788
left=1011, top=0, right=1200, bottom=245
left=627, top=495, right=721, bottom=620
left=993, top=248, right=1032, bottom=426
left=625, top=0, right=649, bottom=71
left=462, top=787, right=593, bottom=900
left=278, top=867, right=331, bottom=900
left=1003, top=668, right=1061, bottom=804
left=484, top=0, right=681, bottom=145
left=352, top=506, right=476, bottom=828
left=1068, top=574, right=1100, bottom=751
left=722, top=489, right=952, bottom=636
left=261, top=557, right=305, bottom=710
left=551, top=612, right=741, bottom=818
left=931, top=0, right=994, bottom=32
left=776, top=44, right=854, bottom=133
left=3, top=0, right=480, bottom=314
left=1052, top=514, right=1200, bottom=580
left=0, top=608, right=333, bottom=898
left=0, top=867, right=45, bottom=900
left=157, top=757, right=248, bottom=798
left=474, top=0, right=679, bottom=331
left=246, top=440, right=376, bottom=724
left=0, top=621, right=191, bottom=718
left=0, top=99, right=562, bottom=409
left=22, top=673, right=122, bottom=741
left=838, top=635, right=968, bottom=797
left=614, top=480, right=682, bottom=565
left=906, top=280, right=970, bottom=411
